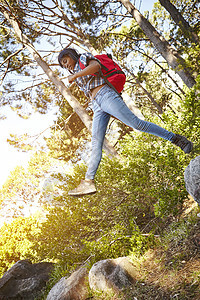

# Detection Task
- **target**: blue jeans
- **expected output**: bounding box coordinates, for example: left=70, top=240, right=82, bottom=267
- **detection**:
left=85, top=85, right=175, bottom=179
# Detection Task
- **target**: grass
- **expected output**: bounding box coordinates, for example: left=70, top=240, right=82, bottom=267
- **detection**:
left=124, top=199, right=200, bottom=299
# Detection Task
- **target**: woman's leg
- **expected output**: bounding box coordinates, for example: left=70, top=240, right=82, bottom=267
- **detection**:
left=85, top=100, right=111, bottom=180
left=68, top=101, right=110, bottom=195
left=96, top=85, right=175, bottom=141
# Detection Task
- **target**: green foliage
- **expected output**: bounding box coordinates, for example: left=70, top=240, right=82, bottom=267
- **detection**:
left=179, top=74, right=200, bottom=138
left=152, top=0, right=200, bottom=78
left=101, top=133, right=187, bottom=219
left=0, top=216, right=40, bottom=276
left=153, top=0, right=199, bottom=46
left=66, top=0, right=102, bottom=25
left=0, top=165, right=37, bottom=207
left=31, top=177, right=134, bottom=266
left=161, top=216, right=195, bottom=250
left=7, top=133, right=35, bottom=152
left=0, top=151, right=60, bottom=216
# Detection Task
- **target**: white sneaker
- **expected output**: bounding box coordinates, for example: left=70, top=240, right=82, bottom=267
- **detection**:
left=68, top=179, right=97, bottom=196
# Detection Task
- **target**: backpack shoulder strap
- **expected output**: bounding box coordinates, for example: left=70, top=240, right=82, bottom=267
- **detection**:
left=99, top=69, right=122, bottom=98
left=78, top=58, right=85, bottom=70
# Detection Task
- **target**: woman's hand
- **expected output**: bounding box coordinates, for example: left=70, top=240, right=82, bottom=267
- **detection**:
left=68, top=60, right=100, bottom=84
left=67, top=74, right=77, bottom=84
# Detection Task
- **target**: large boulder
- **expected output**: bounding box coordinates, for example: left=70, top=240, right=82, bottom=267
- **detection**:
left=184, top=155, right=200, bottom=206
left=46, top=267, right=89, bottom=300
left=0, top=260, right=54, bottom=300
left=89, top=257, right=136, bottom=294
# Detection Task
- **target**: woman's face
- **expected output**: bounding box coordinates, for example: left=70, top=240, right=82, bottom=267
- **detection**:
left=61, top=55, right=76, bottom=71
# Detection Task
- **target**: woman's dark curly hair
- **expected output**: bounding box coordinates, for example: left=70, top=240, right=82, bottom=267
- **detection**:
left=58, top=48, right=80, bottom=68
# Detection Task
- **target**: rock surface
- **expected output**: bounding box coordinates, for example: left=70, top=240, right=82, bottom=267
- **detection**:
left=46, top=267, right=89, bottom=300
left=0, top=260, right=54, bottom=300
left=89, top=257, right=136, bottom=293
left=184, top=155, right=200, bottom=206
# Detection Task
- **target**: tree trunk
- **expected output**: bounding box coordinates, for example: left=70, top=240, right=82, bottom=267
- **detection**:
left=1, top=6, right=119, bottom=159
left=119, top=0, right=196, bottom=88
left=159, top=0, right=200, bottom=45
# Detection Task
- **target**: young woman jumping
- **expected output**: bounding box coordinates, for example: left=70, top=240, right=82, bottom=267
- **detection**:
left=58, top=48, right=193, bottom=196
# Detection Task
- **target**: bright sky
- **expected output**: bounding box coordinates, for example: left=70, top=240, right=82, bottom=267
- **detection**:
left=0, top=0, right=156, bottom=188
left=0, top=108, right=57, bottom=187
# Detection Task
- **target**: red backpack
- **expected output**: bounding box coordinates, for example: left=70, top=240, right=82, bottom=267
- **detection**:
left=79, top=54, right=126, bottom=94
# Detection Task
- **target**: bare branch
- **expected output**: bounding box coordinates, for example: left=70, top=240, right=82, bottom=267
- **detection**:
left=0, top=60, right=10, bottom=86
left=109, top=31, right=150, bottom=41
left=0, top=47, right=24, bottom=68
left=133, top=47, right=186, bottom=95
